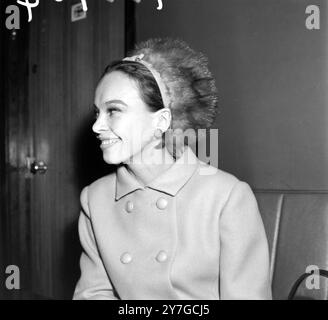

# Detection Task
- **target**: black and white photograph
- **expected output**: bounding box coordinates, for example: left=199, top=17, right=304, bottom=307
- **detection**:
left=0, top=0, right=328, bottom=306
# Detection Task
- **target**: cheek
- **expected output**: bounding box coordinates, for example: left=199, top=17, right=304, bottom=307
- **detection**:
left=108, top=116, right=133, bottom=137
left=117, top=115, right=154, bottom=141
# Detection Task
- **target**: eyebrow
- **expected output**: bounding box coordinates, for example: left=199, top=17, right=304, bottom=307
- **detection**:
left=93, top=100, right=128, bottom=111
left=104, top=100, right=128, bottom=108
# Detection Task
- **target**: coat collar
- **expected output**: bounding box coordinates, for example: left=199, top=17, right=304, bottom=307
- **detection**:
left=115, top=146, right=199, bottom=200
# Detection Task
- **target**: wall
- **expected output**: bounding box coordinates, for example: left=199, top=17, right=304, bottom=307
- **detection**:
left=1, top=0, right=126, bottom=299
left=136, top=0, right=328, bottom=191
left=0, top=0, right=6, bottom=300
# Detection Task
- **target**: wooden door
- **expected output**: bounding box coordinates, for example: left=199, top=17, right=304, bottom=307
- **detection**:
left=1, top=0, right=31, bottom=300
left=1, top=0, right=126, bottom=299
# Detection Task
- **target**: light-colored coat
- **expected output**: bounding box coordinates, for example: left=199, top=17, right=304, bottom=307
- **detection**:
left=73, top=147, right=272, bottom=300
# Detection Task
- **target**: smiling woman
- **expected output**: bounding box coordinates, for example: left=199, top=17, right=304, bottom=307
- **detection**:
left=73, top=38, right=272, bottom=300
left=92, top=69, right=168, bottom=167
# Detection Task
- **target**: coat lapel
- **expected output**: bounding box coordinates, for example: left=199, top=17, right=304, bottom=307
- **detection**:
left=115, top=146, right=199, bottom=200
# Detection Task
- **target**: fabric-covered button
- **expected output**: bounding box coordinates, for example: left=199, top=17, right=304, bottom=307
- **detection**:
left=156, top=250, right=168, bottom=263
left=156, top=198, right=168, bottom=210
left=125, top=201, right=134, bottom=213
left=120, top=252, right=133, bottom=264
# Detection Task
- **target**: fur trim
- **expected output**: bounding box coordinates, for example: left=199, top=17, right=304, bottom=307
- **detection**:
left=129, top=38, right=219, bottom=156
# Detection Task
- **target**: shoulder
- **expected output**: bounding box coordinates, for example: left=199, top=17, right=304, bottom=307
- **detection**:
left=193, top=160, right=255, bottom=205
left=80, top=171, right=116, bottom=203
left=198, top=160, right=238, bottom=184
left=194, top=160, right=238, bottom=190
left=193, top=162, right=260, bottom=223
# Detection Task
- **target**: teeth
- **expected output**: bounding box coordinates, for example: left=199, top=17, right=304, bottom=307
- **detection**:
left=101, top=139, right=119, bottom=146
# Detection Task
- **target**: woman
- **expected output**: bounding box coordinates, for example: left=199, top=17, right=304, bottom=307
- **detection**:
left=73, top=38, right=272, bottom=300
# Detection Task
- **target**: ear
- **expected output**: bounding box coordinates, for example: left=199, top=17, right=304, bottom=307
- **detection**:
left=153, top=108, right=172, bottom=132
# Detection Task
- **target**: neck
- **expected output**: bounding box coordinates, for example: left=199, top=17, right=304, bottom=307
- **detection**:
left=125, top=142, right=175, bottom=185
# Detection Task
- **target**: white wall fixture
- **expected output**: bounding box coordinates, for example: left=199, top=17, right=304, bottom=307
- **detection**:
left=105, top=0, right=163, bottom=10
left=56, top=0, right=87, bottom=11
left=71, top=2, right=87, bottom=22
left=80, top=0, right=88, bottom=11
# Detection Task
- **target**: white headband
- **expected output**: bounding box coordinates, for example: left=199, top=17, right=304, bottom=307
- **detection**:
left=123, top=53, right=171, bottom=108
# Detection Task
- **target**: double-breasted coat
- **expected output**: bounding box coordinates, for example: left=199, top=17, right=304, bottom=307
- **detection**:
left=73, top=146, right=272, bottom=300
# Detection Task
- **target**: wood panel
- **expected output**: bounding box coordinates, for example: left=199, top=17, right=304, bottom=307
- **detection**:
left=0, top=0, right=32, bottom=299
left=1, top=0, right=126, bottom=299
left=27, top=0, right=125, bottom=299
left=0, top=0, right=7, bottom=300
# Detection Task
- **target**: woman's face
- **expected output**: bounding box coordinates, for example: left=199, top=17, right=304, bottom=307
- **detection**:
left=93, top=71, right=157, bottom=165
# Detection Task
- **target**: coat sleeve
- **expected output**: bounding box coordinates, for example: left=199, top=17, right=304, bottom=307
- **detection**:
left=219, top=181, right=272, bottom=300
left=73, top=187, right=118, bottom=300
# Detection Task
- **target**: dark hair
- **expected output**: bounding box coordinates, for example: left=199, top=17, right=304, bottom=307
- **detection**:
left=101, top=60, right=165, bottom=112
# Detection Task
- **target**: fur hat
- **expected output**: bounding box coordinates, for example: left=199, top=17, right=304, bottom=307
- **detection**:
left=129, top=38, right=219, bottom=156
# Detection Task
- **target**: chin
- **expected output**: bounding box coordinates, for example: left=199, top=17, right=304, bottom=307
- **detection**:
left=102, top=154, right=122, bottom=165
left=102, top=149, right=131, bottom=166
left=101, top=144, right=147, bottom=166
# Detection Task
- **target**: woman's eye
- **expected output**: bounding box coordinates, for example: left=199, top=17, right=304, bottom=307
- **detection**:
left=107, top=108, right=119, bottom=116
left=93, top=106, right=120, bottom=119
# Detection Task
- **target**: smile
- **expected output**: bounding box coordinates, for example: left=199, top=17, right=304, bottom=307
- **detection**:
left=100, top=139, right=120, bottom=148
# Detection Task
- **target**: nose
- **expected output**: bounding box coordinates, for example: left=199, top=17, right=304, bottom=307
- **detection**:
left=92, top=114, right=109, bottom=134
